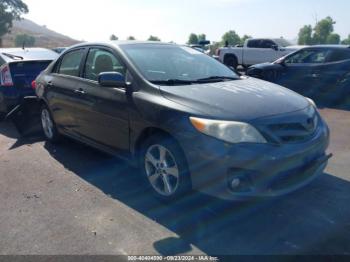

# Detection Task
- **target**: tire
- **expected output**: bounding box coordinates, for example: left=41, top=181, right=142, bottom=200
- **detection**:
left=224, top=55, right=238, bottom=69
left=140, top=134, right=191, bottom=201
left=40, top=105, right=60, bottom=143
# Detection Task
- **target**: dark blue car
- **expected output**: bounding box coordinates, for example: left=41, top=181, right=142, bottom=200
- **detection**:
left=247, top=45, right=350, bottom=107
left=0, top=48, right=58, bottom=119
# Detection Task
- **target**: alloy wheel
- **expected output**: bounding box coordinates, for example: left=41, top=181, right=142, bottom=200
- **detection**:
left=41, top=108, right=54, bottom=139
left=144, top=144, right=180, bottom=196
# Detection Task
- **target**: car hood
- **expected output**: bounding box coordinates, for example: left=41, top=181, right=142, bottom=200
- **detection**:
left=249, top=62, right=282, bottom=70
left=159, top=77, right=309, bottom=121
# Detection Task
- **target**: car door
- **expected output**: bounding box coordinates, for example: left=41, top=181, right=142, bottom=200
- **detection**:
left=74, top=47, right=130, bottom=155
left=46, top=48, right=87, bottom=135
left=276, top=48, right=331, bottom=98
left=312, top=49, right=350, bottom=105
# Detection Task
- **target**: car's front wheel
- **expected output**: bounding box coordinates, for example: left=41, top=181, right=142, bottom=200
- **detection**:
left=141, top=135, right=191, bottom=201
left=41, top=105, right=60, bottom=142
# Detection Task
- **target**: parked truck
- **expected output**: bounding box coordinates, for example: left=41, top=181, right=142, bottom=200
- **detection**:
left=217, top=38, right=304, bottom=69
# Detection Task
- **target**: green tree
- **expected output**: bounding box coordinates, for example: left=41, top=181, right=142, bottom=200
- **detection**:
left=110, top=34, right=118, bottom=40
left=198, top=34, right=206, bottom=42
left=341, top=35, right=350, bottom=45
left=187, top=33, right=198, bottom=45
left=240, top=34, right=252, bottom=45
left=221, top=30, right=241, bottom=46
left=313, top=16, right=336, bottom=44
left=127, top=36, right=135, bottom=40
left=297, top=16, right=344, bottom=45
left=326, top=33, right=340, bottom=44
left=148, top=35, right=160, bottom=41
left=0, top=0, right=28, bottom=47
left=15, top=34, right=35, bottom=47
left=298, top=25, right=313, bottom=45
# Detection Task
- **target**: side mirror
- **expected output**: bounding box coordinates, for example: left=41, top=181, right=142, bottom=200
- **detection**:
left=271, top=45, right=279, bottom=51
left=98, top=72, right=126, bottom=88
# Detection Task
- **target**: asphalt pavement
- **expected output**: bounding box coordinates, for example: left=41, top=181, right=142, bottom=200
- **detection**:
left=0, top=108, right=350, bottom=255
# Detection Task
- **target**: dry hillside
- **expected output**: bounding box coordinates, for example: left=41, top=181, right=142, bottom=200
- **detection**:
left=1, top=19, right=80, bottom=48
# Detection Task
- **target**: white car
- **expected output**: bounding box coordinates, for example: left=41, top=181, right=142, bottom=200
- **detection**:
left=217, top=38, right=305, bottom=69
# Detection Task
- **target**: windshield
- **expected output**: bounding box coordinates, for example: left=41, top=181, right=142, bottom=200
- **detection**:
left=273, top=38, right=292, bottom=47
left=121, top=44, right=239, bottom=85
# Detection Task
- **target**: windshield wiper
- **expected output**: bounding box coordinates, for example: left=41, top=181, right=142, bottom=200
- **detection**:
left=2, top=53, right=24, bottom=60
left=196, top=76, right=238, bottom=82
left=150, top=79, right=194, bottom=86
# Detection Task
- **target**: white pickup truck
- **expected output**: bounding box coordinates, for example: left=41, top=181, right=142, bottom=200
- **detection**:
left=217, top=38, right=303, bottom=69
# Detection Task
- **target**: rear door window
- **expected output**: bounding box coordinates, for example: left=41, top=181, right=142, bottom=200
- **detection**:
left=58, top=49, right=85, bottom=77
left=326, top=50, right=350, bottom=62
left=247, top=40, right=262, bottom=48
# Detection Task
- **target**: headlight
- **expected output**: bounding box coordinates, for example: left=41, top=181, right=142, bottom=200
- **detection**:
left=306, top=97, right=316, bottom=108
left=189, top=117, right=267, bottom=144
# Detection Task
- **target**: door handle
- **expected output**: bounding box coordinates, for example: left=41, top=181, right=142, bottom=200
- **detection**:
left=74, top=88, right=86, bottom=95
left=311, top=71, right=321, bottom=78
left=47, top=81, right=53, bottom=87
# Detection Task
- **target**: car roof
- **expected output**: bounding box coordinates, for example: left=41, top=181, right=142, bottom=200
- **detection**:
left=0, top=48, right=59, bottom=62
left=67, top=40, right=175, bottom=50
left=304, top=45, right=350, bottom=50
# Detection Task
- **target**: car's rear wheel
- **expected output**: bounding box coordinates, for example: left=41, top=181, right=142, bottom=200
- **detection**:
left=41, top=105, right=60, bottom=142
left=224, top=55, right=238, bottom=69
left=141, top=135, right=191, bottom=201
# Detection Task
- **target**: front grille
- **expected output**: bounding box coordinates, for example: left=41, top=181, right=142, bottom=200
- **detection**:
left=268, top=115, right=318, bottom=143
left=257, top=106, right=319, bottom=144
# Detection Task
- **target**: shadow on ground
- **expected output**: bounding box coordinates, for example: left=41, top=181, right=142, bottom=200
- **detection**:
left=40, top=138, right=350, bottom=256
left=1, top=120, right=350, bottom=256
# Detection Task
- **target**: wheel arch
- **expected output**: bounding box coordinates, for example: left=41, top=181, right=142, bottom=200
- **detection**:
left=133, top=127, right=190, bottom=172
left=223, top=53, right=238, bottom=65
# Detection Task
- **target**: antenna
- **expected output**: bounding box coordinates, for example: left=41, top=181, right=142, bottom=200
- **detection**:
left=22, top=40, right=26, bottom=50
left=313, top=12, right=318, bottom=25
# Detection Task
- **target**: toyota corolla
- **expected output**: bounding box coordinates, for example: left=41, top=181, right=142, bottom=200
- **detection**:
left=34, top=41, right=331, bottom=201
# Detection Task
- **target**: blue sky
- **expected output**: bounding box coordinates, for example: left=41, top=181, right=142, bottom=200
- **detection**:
left=23, top=0, right=350, bottom=43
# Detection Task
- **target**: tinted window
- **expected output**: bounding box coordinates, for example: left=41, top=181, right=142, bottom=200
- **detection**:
left=247, top=40, right=261, bottom=48
left=327, top=50, right=350, bottom=62
left=84, top=48, right=125, bottom=81
left=260, top=40, right=275, bottom=49
left=121, top=44, right=239, bottom=83
left=285, top=49, right=330, bottom=64
left=58, top=49, right=85, bottom=77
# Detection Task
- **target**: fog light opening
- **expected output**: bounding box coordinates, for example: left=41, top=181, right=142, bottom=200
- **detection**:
left=227, top=169, right=255, bottom=193
left=231, top=178, right=241, bottom=189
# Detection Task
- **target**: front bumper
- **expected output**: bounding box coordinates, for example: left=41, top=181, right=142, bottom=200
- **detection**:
left=177, top=116, right=330, bottom=201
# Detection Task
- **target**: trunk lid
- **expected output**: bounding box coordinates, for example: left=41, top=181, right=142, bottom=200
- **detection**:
left=9, top=60, right=52, bottom=89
